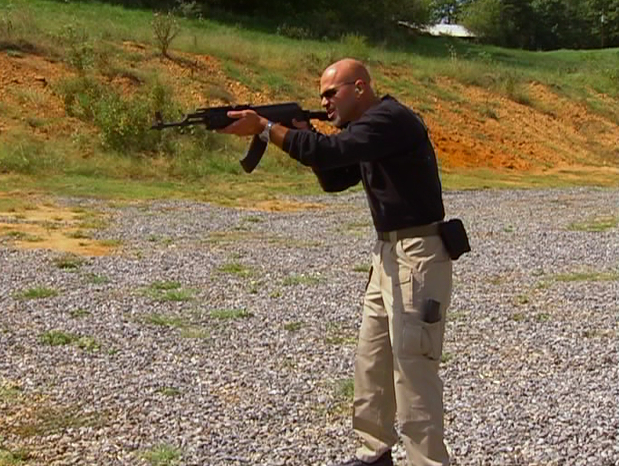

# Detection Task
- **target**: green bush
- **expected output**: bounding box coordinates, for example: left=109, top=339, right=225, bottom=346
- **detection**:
left=55, top=23, right=95, bottom=73
left=56, top=77, right=181, bottom=154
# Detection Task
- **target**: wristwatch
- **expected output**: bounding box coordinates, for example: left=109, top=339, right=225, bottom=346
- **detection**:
left=259, top=121, right=274, bottom=143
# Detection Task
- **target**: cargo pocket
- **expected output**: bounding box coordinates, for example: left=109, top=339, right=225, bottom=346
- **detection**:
left=400, top=316, right=444, bottom=361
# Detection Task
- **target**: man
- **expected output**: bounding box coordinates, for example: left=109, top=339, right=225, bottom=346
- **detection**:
left=220, top=58, right=453, bottom=466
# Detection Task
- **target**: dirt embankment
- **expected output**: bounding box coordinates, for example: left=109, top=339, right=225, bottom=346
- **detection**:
left=1, top=44, right=618, bottom=173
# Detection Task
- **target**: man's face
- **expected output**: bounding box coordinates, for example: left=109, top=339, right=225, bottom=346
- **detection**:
left=319, top=70, right=358, bottom=128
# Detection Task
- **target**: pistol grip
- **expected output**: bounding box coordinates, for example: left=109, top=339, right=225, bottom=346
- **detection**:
left=240, top=135, right=267, bottom=173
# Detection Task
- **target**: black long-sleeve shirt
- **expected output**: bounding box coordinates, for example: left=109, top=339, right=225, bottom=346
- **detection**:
left=282, top=95, right=445, bottom=232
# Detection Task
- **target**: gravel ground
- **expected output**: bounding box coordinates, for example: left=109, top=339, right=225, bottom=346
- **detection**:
left=1, top=187, right=617, bottom=466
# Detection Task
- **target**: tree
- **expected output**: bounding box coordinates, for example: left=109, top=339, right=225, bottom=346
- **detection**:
left=461, top=0, right=504, bottom=44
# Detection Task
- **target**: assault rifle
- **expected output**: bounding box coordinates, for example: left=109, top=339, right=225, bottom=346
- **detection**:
left=151, top=103, right=329, bottom=173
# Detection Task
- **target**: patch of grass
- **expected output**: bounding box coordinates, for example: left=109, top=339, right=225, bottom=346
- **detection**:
left=70, top=308, right=90, bottom=318
left=209, top=308, right=253, bottom=320
left=53, top=253, right=86, bottom=270
left=3, top=230, right=42, bottom=242
left=99, top=238, right=122, bottom=247
left=217, top=262, right=254, bottom=278
left=447, top=310, right=467, bottom=322
left=515, top=294, right=530, bottom=305
left=511, top=312, right=526, bottom=322
left=150, top=280, right=181, bottom=290
left=142, top=313, right=186, bottom=328
left=140, top=444, right=182, bottom=466
left=75, top=336, right=101, bottom=352
left=14, top=286, right=58, bottom=300
left=155, top=387, right=181, bottom=397
left=0, top=381, right=22, bottom=402
left=567, top=215, right=617, bottom=232
left=10, top=404, right=102, bottom=438
left=179, top=326, right=209, bottom=339
left=335, top=377, right=354, bottom=404
left=534, top=280, right=551, bottom=290
left=0, top=447, right=30, bottom=465
left=535, top=313, right=551, bottom=323
left=39, top=330, right=100, bottom=352
left=352, top=264, right=371, bottom=273
left=85, top=273, right=109, bottom=285
left=143, top=281, right=194, bottom=302
left=283, top=321, right=303, bottom=332
left=140, top=313, right=207, bottom=339
left=67, top=230, right=92, bottom=239
left=440, top=352, right=454, bottom=364
left=242, top=215, right=263, bottom=223
left=282, top=274, right=322, bottom=286
left=554, top=271, right=619, bottom=282
left=39, top=330, right=78, bottom=346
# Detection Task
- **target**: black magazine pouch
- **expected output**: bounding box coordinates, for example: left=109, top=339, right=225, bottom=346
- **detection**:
left=438, top=218, right=471, bottom=260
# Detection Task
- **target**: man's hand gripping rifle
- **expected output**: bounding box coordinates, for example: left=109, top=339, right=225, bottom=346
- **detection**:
left=151, top=102, right=329, bottom=173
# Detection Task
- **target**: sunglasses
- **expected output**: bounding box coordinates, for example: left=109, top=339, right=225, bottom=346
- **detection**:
left=320, top=81, right=357, bottom=100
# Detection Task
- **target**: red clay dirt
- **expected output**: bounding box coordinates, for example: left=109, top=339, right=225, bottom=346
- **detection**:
left=2, top=47, right=618, bottom=173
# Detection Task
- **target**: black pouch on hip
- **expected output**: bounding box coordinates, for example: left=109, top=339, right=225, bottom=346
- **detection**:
left=438, top=218, right=471, bottom=260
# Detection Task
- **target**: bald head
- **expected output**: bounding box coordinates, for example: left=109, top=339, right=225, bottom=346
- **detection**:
left=321, top=58, right=372, bottom=86
left=319, top=58, right=379, bottom=127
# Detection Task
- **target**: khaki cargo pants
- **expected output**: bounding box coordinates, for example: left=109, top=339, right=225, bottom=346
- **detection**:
left=353, top=231, right=452, bottom=466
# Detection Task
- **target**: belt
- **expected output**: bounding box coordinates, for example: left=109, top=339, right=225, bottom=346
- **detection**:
left=377, top=223, right=440, bottom=241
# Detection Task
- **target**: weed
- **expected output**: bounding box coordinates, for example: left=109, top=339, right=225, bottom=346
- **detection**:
left=141, top=444, right=181, bottom=466
left=0, top=447, right=30, bottom=464
left=10, top=405, right=101, bottom=437
left=353, top=264, right=371, bottom=273
left=209, top=308, right=252, bottom=320
left=14, top=286, right=59, bottom=300
left=70, top=308, right=91, bottom=318
left=143, top=281, right=194, bottom=301
left=335, top=378, right=354, bottom=403
left=53, top=253, right=85, bottom=270
left=218, top=262, right=253, bottom=278
left=152, top=12, right=180, bottom=57
left=179, top=327, right=209, bottom=339
left=0, top=381, right=22, bottom=401
left=85, top=273, right=109, bottom=285
left=143, top=314, right=186, bottom=328
left=568, top=215, right=617, bottom=232
left=156, top=387, right=181, bottom=397
left=39, top=330, right=77, bottom=346
left=284, top=321, right=303, bottom=332
left=515, top=294, right=530, bottom=305
left=3, top=231, right=42, bottom=242
left=441, top=352, right=454, bottom=364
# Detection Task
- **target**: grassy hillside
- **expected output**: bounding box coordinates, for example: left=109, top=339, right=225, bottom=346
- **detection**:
left=1, top=0, right=618, bottom=204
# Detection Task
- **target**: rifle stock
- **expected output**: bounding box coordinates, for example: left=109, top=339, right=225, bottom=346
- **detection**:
left=151, top=102, right=329, bottom=173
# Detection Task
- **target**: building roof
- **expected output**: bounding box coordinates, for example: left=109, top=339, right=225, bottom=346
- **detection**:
left=421, top=23, right=476, bottom=38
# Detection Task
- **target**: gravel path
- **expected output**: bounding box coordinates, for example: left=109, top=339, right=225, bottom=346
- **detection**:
left=1, top=187, right=617, bottom=466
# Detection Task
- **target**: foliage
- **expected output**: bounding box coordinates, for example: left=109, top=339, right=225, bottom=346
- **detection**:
left=462, top=0, right=619, bottom=50
left=56, top=77, right=179, bottom=153
left=151, top=12, right=180, bottom=57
